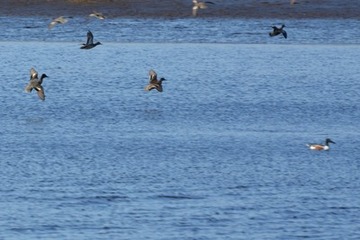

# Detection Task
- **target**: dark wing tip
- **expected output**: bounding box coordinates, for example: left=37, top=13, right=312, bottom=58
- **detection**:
left=282, top=30, right=287, bottom=38
left=87, top=30, right=94, bottom=38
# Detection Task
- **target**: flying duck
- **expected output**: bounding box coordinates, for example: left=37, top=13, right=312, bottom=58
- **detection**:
left=269, top=24, right=287, bottom=39
left=48, top=16, right=68, bottom=29
left=145, top=70, right=166, bottom=92
left=25, top=68, right=48, bottom=101
left=306, top=138, right=335, bottom=151
left=192, top=0, right=215, bottom=16
left=89, top=11, right=105, bottom=20
left=81, top=31, right=102, bottom=49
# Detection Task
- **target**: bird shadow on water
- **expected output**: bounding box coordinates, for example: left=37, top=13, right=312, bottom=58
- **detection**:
left=19, top=104, right=47, bottom=124
left=140, top=108, right=164, bottom=121
left=136, top=96, right=166, bottom=120
left=23, top=116, right=46, bottom=126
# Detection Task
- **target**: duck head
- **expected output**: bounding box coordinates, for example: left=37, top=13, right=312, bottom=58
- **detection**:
left=40, top=73, right=48, bottom=80
left=325, top=138, right=335, bottom=145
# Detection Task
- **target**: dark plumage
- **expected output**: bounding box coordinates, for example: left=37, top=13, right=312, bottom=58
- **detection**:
left=269, top=24, right=287, bottom=39
left=81, top=31, right=102, bottom=49
left=25, top=68, right=48, bottom=101
left=145, top=70, right=166, bottom=92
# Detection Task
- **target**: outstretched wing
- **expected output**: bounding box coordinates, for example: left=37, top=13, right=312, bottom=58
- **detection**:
left=282, top=30, right=287, bottom=39
left=48, top=20, right=57, bottom=29
left=35, top=85, right=45, bottom=101
left=48, top=16, right=68, bottom=29
left=30, top=68, right=38, bottom=79
left=25, top=81, right=34, bottom=93
left=86, top=31, right=94, bottom=45
left=192, top=6, right=198, bottom=16
left=89, top=12, right=105, bottom=19
left=145, top=83, right=162, bottom=92
left=145, top=83, right=156, bottom=91
left=149, top=70, right=157, bottom=83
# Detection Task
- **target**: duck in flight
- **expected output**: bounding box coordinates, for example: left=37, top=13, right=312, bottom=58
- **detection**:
left=25, top=68, right=48, bottom=101
left=269, top=24, right=287, bottom=39
left=145, top=70, right=166, bottom=92
left=192, top=0, right=215, bottom=16
left=48, top=16, right=68, bottom=29
left=81, top=31, right=102, bottom=49
left=306, top=138, right=335, bottom=151
left=89, top=11, right=105, bottom=20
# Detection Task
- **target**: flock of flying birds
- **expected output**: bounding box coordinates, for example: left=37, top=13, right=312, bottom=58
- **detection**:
left=26, top=8, right=167, bottom=101
left=24, top=1, right=333, bottom=151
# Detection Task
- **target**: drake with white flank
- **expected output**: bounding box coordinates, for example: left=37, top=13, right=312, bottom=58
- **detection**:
left=306, top=138, right=335, bottom=151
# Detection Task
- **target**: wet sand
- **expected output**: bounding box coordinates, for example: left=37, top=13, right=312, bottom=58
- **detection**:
left=1, top=0, right=360, bottom=19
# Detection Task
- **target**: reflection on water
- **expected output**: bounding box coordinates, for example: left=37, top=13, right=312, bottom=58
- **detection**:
left=0, top=17, right=360, bottom=240
left=24, top=117, right=45, bottom=124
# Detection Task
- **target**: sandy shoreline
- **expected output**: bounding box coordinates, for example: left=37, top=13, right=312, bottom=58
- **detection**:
left=0, top=0, right=360, bottom=19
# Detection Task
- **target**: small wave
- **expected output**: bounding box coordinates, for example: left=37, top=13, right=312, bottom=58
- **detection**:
left=155, top=194, right=203, bottom=200
left=91, top=195, right=129, bottom=202
left=227, top=185, right=250, bottom=190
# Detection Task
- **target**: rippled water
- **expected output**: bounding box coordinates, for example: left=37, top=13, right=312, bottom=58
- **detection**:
left=1, top=17, right=360, bottom=44
left=0, top=17, right=360, bottom=239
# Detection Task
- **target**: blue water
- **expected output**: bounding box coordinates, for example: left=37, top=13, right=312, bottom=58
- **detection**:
left=0, top=17, right=360, bottom=239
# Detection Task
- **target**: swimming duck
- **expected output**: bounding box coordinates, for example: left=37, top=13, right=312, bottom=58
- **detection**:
left=89, top=11, right=105, bottom=20
left=269, top=24, right=287, bottom=39
left=81, top=31, right=102, bottom=49
left=25, top=68, right=48, bottom=101
left=306, top=138, right=335, bottom=151
left=192, top=0, right=215, bottom=16
left=48, top=16, right=68, bottom=29
left=145, top=70, right=166, bottom=92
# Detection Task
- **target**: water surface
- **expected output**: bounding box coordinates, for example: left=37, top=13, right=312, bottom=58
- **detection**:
left=0, top=17, right=360, bottom=240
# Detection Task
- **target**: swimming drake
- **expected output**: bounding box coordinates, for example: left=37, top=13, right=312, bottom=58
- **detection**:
left=145, top=70, right=166, bottom=92
left=25, top=68, right=48, bottom=101
left=269, top=24, right=287, bottom=39
left=81, top=31, right=102, bottom=49
left=48, top=16, right=68, bottom=29
left=89, top=11, right=105, bottom=20
left=192, top=0, right=215, bottom=16
left=306, top=138, right=335, bottom=151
